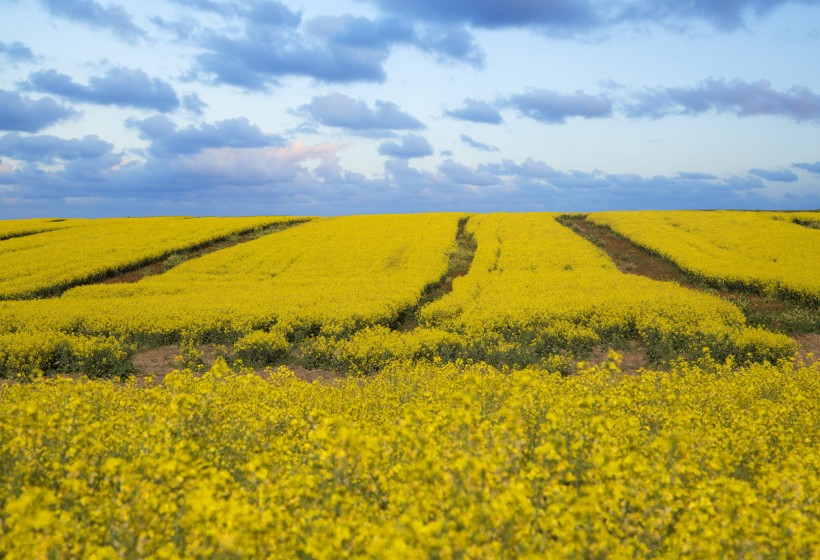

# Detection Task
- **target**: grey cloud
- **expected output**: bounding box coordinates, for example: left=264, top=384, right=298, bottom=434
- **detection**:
left=749, top=168, right=799, bottom=182
left=192, top=9, right=482, bottom=90
left=26, top=68, right=180, bottom=112
left=677, top=171, right=718, bottom=180
left=445, top=98, right=503, bottom=124
left=182, top=93, right=207, bottom=116
left=626, top=79, right=820, bottom=121
left=37, top=0, right=145, bottom=42
left=0, top=132, right=114, bottom=163
left=793, top=162, right=820, bottom=175
left=300, top=93, right=424, bottom=136
left=439, top=159, right=501, bottom=186
left=3, top=150, right=818, bottom=218
left=0, top=41, right=36, bottom=63
left=366, top=0, right=818, bottom=34
left=127, top=115, right=284, bottom=157
left=365, top=0, right=598, bottom=31
left=507, top=89, right=613, bottom=124
left=378, top=135, right=434, bottom=159
left=460, top=134, right=499, bottom=152
left=0, top=90, right=78, bottom=133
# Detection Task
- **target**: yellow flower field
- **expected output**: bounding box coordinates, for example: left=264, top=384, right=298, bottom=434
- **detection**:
left=0, top=217, right=83, bottom=241
left=0, top=214, right=462, bottom=376
left=0, top=212, right=808, bottom=377
left=588, top=210, right=820, bottom=303
left=1, top=356, right=818, bottom=558
left=0, top=211, right=817, bottom=557
left=0, top=216, right=300, bottom=299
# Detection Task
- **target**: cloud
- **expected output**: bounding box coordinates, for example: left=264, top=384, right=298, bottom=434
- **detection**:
left=445, top=98, right=503, bottom=124
left=0, top=41, right=35, bottom=63
left=507, top=88, right=613, bottom=124
left=0, top=132, right=114, bottom=163
left=366, top=0, right=814, bottom=34
left=378, top=135, right=434, bottom=159
left=415, top=25, right=484, bottom=67
left=364, top=0, right=597, bottom=31
left=3, top=144, right=817, bottom=218
left=37, top=0, right=144, bottom=42
left=25, top=68, right=181, bottom=112
left=439, top=159, right=501, bottom=186
left=615, top=0, right=815, bottom=31
left=0, top=90, right=78, bottom=133
left=794, top=162, right=820, bottom=175
left=460, top=134, right=499, bottom=152
left=182, top=93, right=207, bottom=116
left=677, top=171, right=718, bottom=180
left=127, top=115, right=285, bottom=157
left=192, top=9, right=482, bottom=90
left=749, top=167, right=799, bottom=182
left=300, top=93, right=424, bottom=136
left=166, top=0, right=241, bottom=16
left=626, top=79, right=820, bottom=121
left=482, top=158, right=560, bottom=178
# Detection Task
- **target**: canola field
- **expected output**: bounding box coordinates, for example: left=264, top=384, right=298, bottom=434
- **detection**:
left=1, top=210, right=819, bottom=557
left=588, top=211, right=820, bottom=304
left=0, top=216, right=299, bottom=300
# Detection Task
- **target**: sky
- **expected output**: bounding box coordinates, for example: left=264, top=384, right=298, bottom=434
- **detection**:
left=1, top=0, right=819, bottom=218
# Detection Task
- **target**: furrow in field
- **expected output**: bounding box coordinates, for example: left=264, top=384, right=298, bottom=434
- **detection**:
left=98, top=219, right=308, bottom=285
left=558, top=214, right=819, bottom=338
left=0, top=216, right=305, bottom=301
left=393, top=216, right=477, bottom=331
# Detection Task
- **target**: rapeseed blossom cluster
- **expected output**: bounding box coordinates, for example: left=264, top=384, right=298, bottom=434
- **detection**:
left=1, top=356, right=818, bottom=558
left=589, top=211, right=820, bottom=304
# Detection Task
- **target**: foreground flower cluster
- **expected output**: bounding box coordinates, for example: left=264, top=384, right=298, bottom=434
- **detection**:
left=1, top=356, right=818, bottom=558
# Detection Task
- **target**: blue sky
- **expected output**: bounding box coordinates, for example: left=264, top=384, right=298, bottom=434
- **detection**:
left=1, top=0, right=819, bottom=217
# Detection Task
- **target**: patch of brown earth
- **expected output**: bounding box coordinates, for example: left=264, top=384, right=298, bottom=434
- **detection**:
left=286, top=366, right=343, bottom=384
left=557, top=214, right=687, bottom=282
left=132, top=343, right=222, bottom=373
left=796, top=333, right=820, bottom=365
left=582, top=344, right=650, bottom=375
left=132, top=345, right=181, bottom=375
left=131, top=344, right=344, bottom=384
left=395, top=216, right=477, bottom=331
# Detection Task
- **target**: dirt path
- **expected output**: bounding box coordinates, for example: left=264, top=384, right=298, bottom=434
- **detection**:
left=101, top=219, right=308, bottom=285
left=394, top=216, right=477, bottom=331
left=557, top=214, right=819, bottom=336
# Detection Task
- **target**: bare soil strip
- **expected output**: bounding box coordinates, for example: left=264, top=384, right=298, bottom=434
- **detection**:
left=393, top=216, right=477, bottom=331
left=131, top=344, right=341, bottom=384
left=17, top=219, right=309, bottom=299
left=101, top=219, right=309, bottom=285
left=792, top=218, right=820, bottom=230
left=557, top=214, right=819, bottom=351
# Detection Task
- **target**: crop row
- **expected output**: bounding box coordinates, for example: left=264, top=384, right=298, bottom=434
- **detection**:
left=588, top=211, right=820, bottom=304
left=0, top=216, right=300, bottom=299
left=0, top=212, right=809, bottom=377
left=306, top=214, right=795, bottom=373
